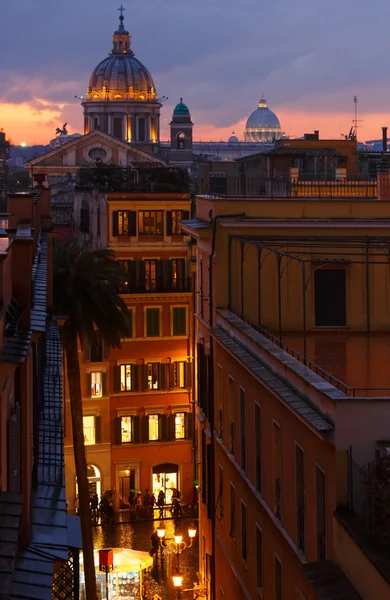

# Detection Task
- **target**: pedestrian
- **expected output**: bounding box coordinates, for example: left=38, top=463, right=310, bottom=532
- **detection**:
left=150, top=529, right=160, bottom=564
left=150, top=492, right=156, bottom=511
left=143, top=489, right=151, bottom=510
left=91, top=493, right=99, bottom=520
left=157, top=489, right=165, bottom=518
left=128, top=491, right=135, bottom=511
left=189, top=485, right=198, bottom=510
left=135, top=493, right=142, bottom=519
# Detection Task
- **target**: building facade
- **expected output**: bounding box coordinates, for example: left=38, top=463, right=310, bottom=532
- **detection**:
left=0, top=189, right=80, bottom=600
left=183, top=163, right=390, bottom=599
left=64, top=176, right=195, bottom=512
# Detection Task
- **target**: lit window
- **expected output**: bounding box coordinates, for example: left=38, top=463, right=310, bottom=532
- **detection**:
left=120, top=364, right=133, bottom=391
left=147, top=363, right=160, bottom=390
left=175, top=412, right=185, bottom=439
left=171, top=259, right=185, bottom=290
left=121, top=416, right=132, bottom=443
left=173, top=362, right=186, bottom=389
left=172, top=210, right=183, bottom=234
left=83, top=416, right=95, bottom=445
left=149, top=414, right=159, bottom=441
left=118, top=211, right=129, bottom=235
left=145, top=260, right=157, bottom=291
left=91, top=372, right=102, bottom=397
left=139, top=211, right=163, bottom=235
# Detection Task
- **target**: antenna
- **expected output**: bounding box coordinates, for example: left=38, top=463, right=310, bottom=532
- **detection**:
left=352, top=95, right=363, bottom=142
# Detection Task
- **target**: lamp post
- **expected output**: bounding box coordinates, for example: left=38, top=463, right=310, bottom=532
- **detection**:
left=156, top=521, right=197, bottom=596
left=172, top=571, right=183, bottom=599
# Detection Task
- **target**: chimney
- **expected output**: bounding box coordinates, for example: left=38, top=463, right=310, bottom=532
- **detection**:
left=314, top=130, right=319, bottom=140
left=382, top=127, right=388, bottom=152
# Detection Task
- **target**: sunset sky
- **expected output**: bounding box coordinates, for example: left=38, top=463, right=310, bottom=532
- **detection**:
left=0, top=0, right=389, bottom=146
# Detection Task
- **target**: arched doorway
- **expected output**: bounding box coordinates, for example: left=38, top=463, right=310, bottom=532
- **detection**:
left=76, top=464, right=102, bottom=500
left=152, top=463, right=179, bottom=504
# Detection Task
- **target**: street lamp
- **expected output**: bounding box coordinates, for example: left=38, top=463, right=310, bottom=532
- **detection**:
left=172, top=571, right=183, bottom=599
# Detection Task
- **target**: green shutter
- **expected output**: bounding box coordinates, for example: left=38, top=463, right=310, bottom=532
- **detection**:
left=114, top=417, right=122, bottom=445
left=166, top=211, right=173, bottom=235
left=95, top=416, right=101, bottom=444
left=102, top=372, right=107, bottom=396
left=86, top=374, right=92, bottom=398
left=132, top=363, right=138, bottom=391
left=159, top=364, right=166, bottom=390
left=146, top=308, right=160, bottom=337
left=112, top=211, right=119, bottom=236
left=114, top=365, right=121, bottom=393
left=142, top=416, right=150, bottom=443
left=160, top=414, right=167, bottom=441
left=185, top=413, right=194, bottom=439
left=173, top=307, right=186, bottom=335
left=133, top=416, right=140, bottom=443
left=186, top=361, right=192, bottom=389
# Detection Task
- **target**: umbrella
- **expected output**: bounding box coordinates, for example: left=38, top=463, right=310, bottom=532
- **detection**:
left=80, top=548, right=153, bottom=572
left=130, top=489, right=141, bottom=494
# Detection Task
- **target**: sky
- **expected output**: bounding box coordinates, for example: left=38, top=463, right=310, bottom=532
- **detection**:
left=0, top=0, right=389, bottom=146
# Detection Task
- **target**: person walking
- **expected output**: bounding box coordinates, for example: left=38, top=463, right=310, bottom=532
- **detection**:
left=91, top=493, right=99, bottom=521
left=157, top=489, right=165, bottom=518
left=143, top=489, right=151, bottom=514
left=150, top=492, right=156, bottom=512
left=135, top=493, right=142, bottom=519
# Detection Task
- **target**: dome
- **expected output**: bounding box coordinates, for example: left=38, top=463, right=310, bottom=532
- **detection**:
left=228, top=132, right=239, bottom=143
left=244, top=94, right=282, bottom=143
left=86, top=10, right=156, bottom=102
left=173, top=99, right=190, bottom=116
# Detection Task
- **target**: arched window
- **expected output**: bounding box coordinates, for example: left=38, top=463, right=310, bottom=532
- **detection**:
left=177, top=132, right=185, bottom=150
left=152, top=463, right=179, bottom=504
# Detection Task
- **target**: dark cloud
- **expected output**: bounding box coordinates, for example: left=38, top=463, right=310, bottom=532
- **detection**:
left=0, top=0, right=389, bottom=137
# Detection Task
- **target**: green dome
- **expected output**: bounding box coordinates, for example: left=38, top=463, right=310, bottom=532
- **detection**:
left=173, top=98, right=190, bottom=116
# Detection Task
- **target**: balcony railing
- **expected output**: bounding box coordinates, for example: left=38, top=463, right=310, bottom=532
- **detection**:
left=120, top=278, right=192, bottom=294
left=202, top=176, right=378, bottom=198
left=77, top=166, right=190, bottom=194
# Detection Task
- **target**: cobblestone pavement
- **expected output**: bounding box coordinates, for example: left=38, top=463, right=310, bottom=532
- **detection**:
left=93, top=510, right=199, bottom=600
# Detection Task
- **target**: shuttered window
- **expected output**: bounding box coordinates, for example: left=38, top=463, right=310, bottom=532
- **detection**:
left=172, top=307, right=187, bottom=336
left=146, top=308, right=160, bottom=337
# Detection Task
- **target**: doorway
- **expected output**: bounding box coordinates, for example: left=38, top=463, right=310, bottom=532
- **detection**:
left=76, top=464, right=101, bottom=500
left=314, top=268, right=346, bottom=326
left=152, top=463, right=179, bottom=504
left=118, top=468, right=135, bottom=508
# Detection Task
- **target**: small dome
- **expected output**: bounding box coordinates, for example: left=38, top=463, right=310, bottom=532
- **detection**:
left=228, top=132, right=239, bottom=143
left=244, top=94, right=282, bottom=143
left=173, top=99, right=190, bottom=116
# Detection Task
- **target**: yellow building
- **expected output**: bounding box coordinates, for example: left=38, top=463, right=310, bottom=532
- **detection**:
left=183, top=166, right=390, bottom=599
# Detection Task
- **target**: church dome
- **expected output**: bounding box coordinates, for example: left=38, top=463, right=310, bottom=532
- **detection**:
left=173, top=99, right=190, bottom=117
left=86, top=9, right=156, bottom=102
left=228, top=132, right=239, bottom=143
left=244, top=94, right=282, bottom=142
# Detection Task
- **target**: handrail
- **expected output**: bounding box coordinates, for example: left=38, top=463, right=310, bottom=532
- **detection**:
left=228, top=307, right=390, bottom=398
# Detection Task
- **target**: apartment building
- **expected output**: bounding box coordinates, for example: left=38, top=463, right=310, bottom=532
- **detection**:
left=0, top=189, right=79, bottom=600
left=183, top=164, right=390, bottom=599
left=64, top=169, right=196, bottom=512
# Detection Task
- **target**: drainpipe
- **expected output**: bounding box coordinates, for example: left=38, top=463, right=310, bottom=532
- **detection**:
left=208, top=212, right=245, bottom=600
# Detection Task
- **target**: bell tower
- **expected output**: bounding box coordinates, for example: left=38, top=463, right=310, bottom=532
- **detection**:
left=169, top=99, right=193, bottom=167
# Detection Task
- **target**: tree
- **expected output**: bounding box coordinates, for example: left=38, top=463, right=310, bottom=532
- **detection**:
left=53, top=242, right=131, bottom=600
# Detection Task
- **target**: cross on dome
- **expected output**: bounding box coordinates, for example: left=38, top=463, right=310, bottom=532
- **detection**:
left=118, top=4, right=126, bottom=18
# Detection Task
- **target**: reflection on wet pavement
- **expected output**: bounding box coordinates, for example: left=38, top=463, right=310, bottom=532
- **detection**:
left=93, top=516, right=199, bottom=599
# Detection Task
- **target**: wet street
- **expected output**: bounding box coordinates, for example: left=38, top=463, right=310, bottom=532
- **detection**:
left=93, top=511, right=199, bottom=600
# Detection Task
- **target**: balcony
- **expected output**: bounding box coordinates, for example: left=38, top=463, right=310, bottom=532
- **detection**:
left=77, top=165, right=190, bottom=194
left=120, top=277, right=191, bottom=294
left=201, top=175, right=378, bottom=198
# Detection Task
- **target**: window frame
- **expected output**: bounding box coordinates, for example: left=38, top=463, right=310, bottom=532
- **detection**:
left=145, top=307, right=161, bottom=338
left=146, top=362, right=160, bottom=390
left=172, top=361, right=186, bottom=389
left=174, top=412, right=186, bottom=439
left=138, top=210, right=164, bottom=236
left=148, top=413, right=160, bottom=441
left=171, top=210, right=184, bottom=234
left=118, top=210, right=130, bottom=236
left=83, top=415, right=96, bottom=445
left=90, top=371, right=102, bottom=398
left=120, top=363, right=134, bottom=392
left=145, top=259, right=158, bottom=292
left=121, top=415, right=133, bottom=444
left=171, top=306, right=187, bottom=336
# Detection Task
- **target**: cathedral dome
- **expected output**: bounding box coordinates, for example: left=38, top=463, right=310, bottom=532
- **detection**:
left=86, top=9, right=156, bottom=102
left=228, top=132, right=239, bottom=143
left=244, top=94, right=282, bottom=142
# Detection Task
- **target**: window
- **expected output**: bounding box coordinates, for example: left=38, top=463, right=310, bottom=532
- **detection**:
left=255, top=403, right=262, bottom=492
left=240, top=389, right=246, bottom=471
left=90, top=337, right=107, bottom=362
left=314, top=268, right=346, bottom=326
left=146, top=308, right=160, bottom=337
left=138, top=118, right=146, bottom=142
left=316, top=467, right=326, bottom=560
left=229, top=483, right=236, bottom=540
left=273, top=423, right=282, bottom=519
left=88, top=148, right=106, bottom=161
left=139, top=211, right=163, bottom=236
left=113, top=116, right=123, bottom=140
left=296, top=445, right=305, bottom=553
left=118, top=210, right=130, bottom=235
left=174, top=412, right=185, bottom=439
left=172, top=307, right=187, bottom=336
left=217, top=366, right=223, bottom=439
left=80, top=206, right=90, bottom=233
left=228, top=377, right=235, bottom=455
left=218, top=466, right=224, bottom=521
left=256, top=526, right=263, bottom=589
left=120, top=364, right=133, bottom=392
left=146, top=363, right=160, bottom=390
left=91, top=372, right=102, bottom=397
left=172, top=210, right=184, bottom=234
left=145, top=260, right=157, bottom=291
left=148, top=414, right=159, bottom=441
left=121, top=416, right=132, bottom=443
left=241, top=502, right=247, bottom=563
left=274, top=556, right=282, bottom=600
left=172, top=361, right=186, bottom=389
left=83, top=416, right=95, bottom=445
left=172, top=259, right=186, bottom=290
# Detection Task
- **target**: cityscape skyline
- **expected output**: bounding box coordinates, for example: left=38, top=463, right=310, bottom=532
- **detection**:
left=1, top=0, right=390, bottom=145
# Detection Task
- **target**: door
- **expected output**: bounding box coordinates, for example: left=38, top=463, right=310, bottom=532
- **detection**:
left=314, top=269, right=346, bottom=326
left=152, top=463, right=179, bottom=504
left=118, top=469, right=135, bottom=508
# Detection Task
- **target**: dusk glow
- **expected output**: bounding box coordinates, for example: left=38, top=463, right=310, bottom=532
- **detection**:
left=1, top=0, right=389, bottom=145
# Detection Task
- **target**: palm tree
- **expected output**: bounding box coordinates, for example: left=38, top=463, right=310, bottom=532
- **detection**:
left=53, top=242, right=131, bottom=600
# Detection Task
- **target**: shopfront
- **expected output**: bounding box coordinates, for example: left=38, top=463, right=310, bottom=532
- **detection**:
left=152, top=463, right=179, bottom=504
